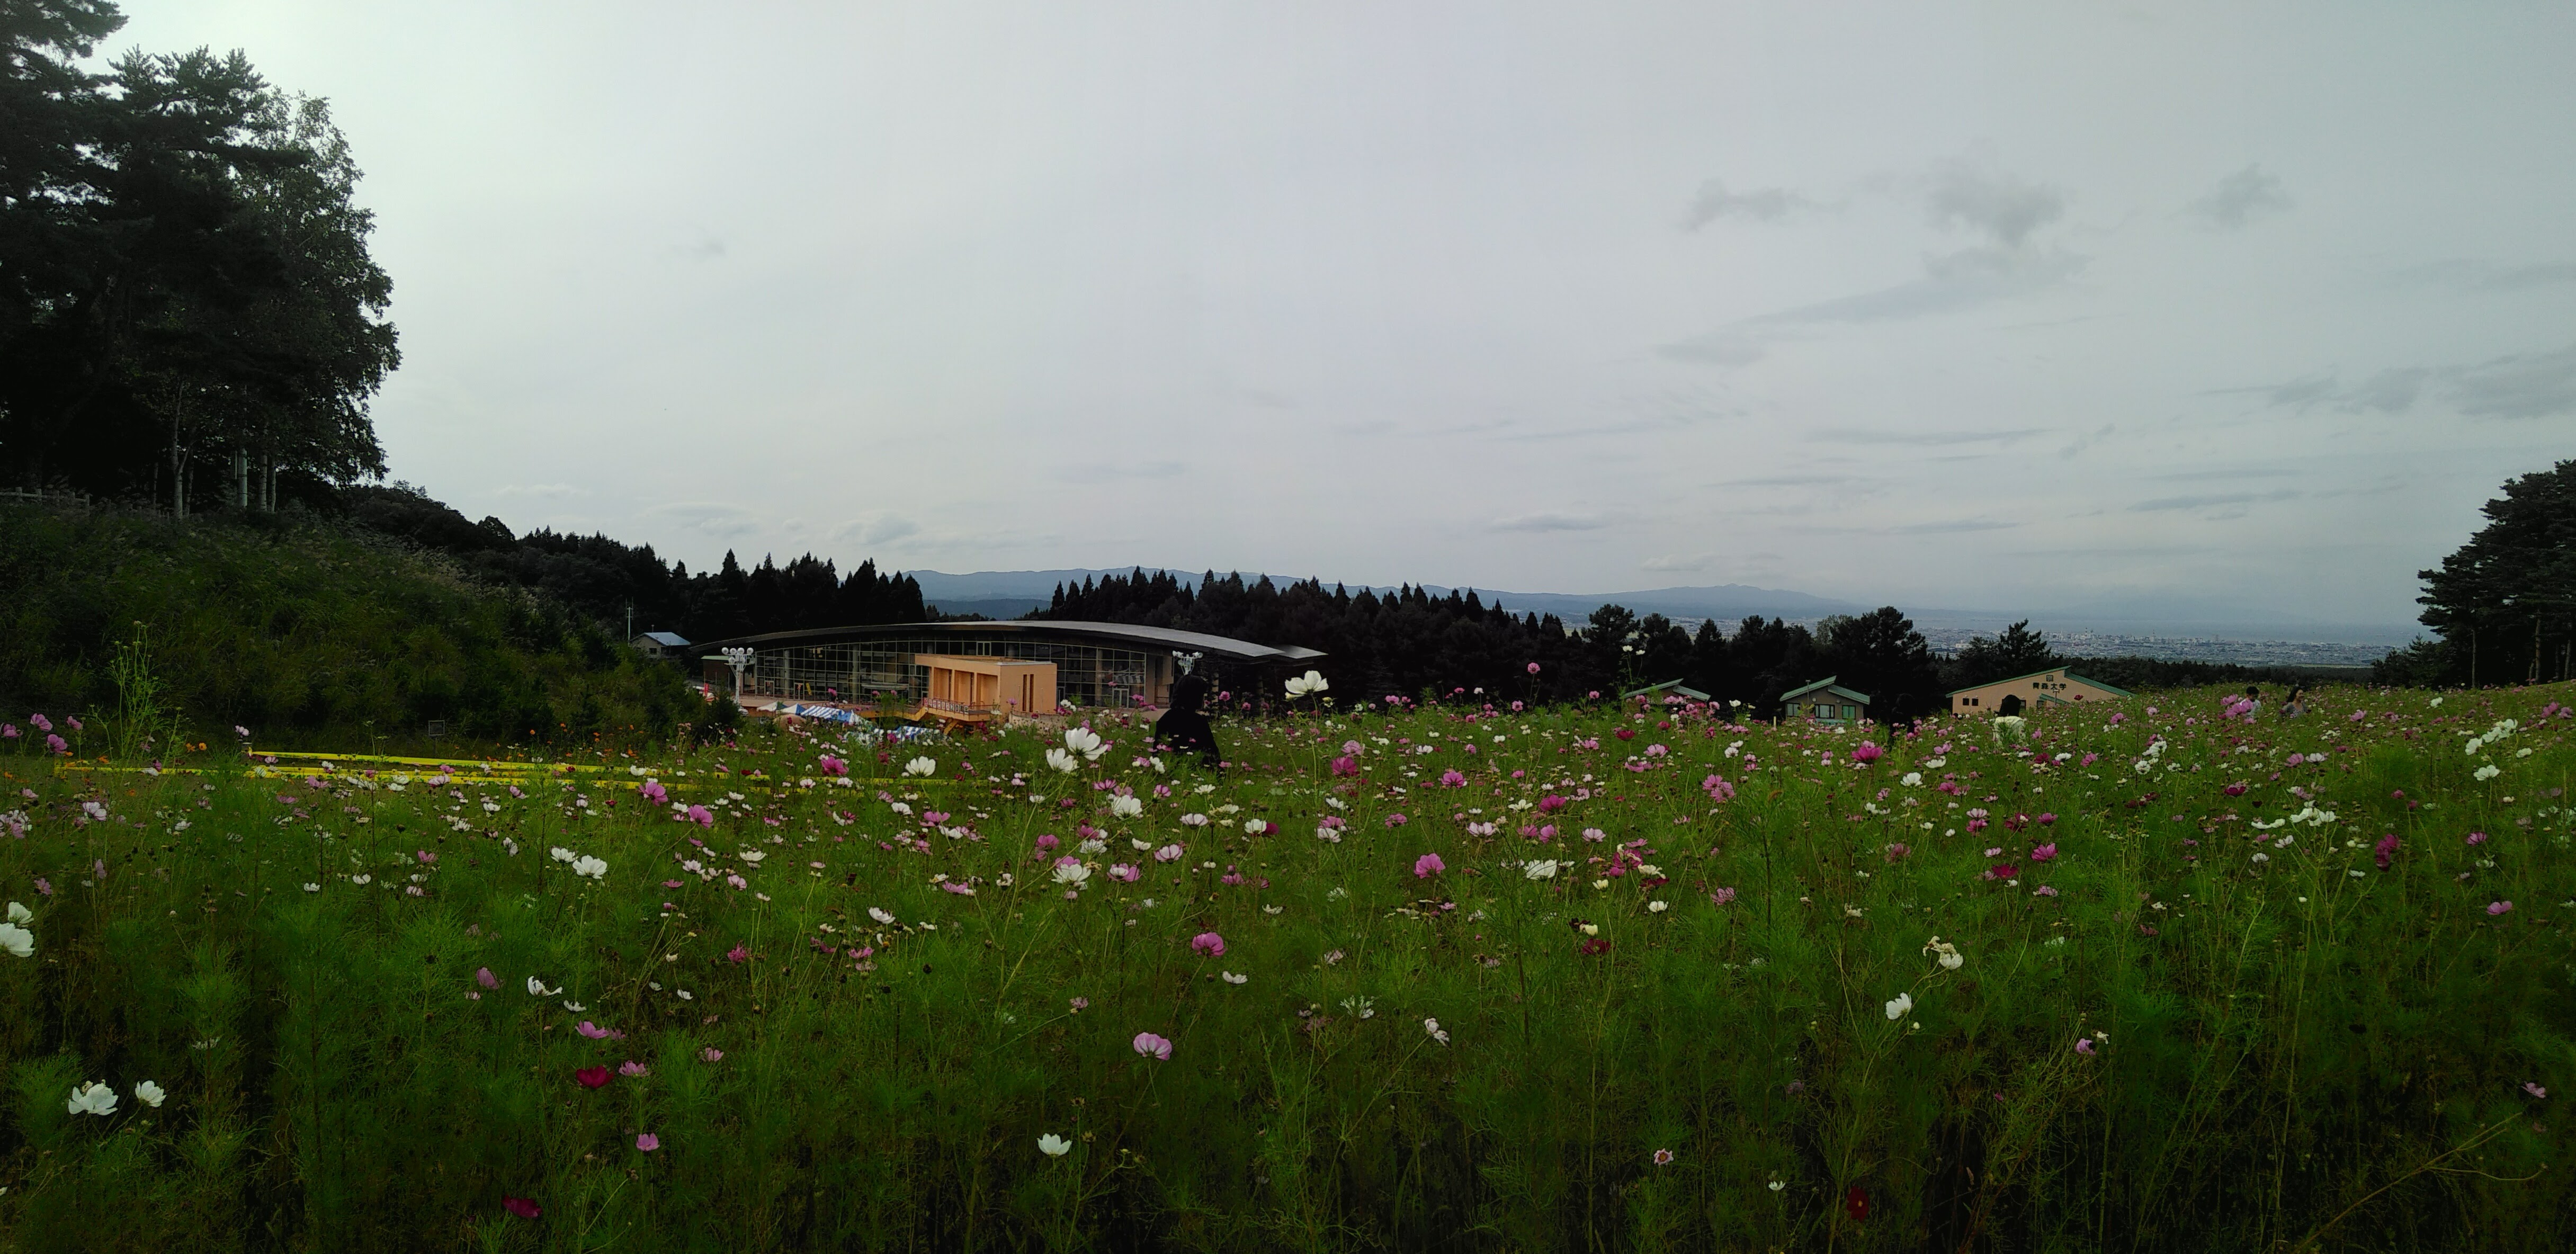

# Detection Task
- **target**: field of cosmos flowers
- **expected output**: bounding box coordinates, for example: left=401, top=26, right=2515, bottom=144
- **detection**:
left=0, top=681, right=2571, bottom=1252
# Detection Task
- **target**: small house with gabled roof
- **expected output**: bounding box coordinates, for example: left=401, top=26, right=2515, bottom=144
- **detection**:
left=631, top=631, right=691, bottom=659
left=1948, top=666, right=2133, bottom=716
left=1782, top=677, right=1870, bottom=723
left=1622, top=678, right=1712, bottom=703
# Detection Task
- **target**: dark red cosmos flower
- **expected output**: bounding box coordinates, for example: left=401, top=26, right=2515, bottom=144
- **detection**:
left=1845, top=1185, right=1868, bottom=1221
left=1578, top=937, right=1612, bottom=956
left=1615, top=728, right=1636, bottom=741
left=574, top=1066, right=611, bottom=1089
left=503, top=1196, right=541, bottom=1219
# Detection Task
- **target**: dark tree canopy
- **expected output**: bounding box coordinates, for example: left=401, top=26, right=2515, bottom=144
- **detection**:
left=2401, top=458, right=2576, bottom=686
left=0, top=1, right=396, bottom=507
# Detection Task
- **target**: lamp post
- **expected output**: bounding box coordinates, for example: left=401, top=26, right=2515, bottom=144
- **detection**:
left=720, top=647, right=756, bottom=701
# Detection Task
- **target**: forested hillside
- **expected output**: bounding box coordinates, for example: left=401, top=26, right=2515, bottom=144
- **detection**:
left=0, top=504, right=687, bottom=747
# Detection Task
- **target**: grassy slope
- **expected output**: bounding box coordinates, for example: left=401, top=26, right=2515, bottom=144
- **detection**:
left=0, top=685, right=2571, bottom=1251
left=0, top=505, right=688, bottom=750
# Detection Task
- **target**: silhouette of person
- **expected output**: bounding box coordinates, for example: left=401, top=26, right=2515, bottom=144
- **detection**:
left=1156, top=653, right=1222, bottom=767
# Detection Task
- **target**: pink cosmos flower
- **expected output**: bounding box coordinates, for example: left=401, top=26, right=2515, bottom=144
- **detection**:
left=1190, top=931, right=1226, bottom=957
left=1652, top=1148, right=1674, bottom=1166
left=1132, top=1032, right=1173, bottom=1061
left=700, top=1047, right=724, bottom=1062
left=29, top=714, right=50, bottom=732
left=619, top=1061, right=649, bottom=1077
left=1153, top=843, right=1184, bottom=863
left=574, top=1067, right=611, bottom=1089
left=2075, top=1038, right=2096, bottom=1055
left=818, top=754, right=847, bottom=777
left=476, top=967, right=499, bottom=989
left=2466, top=831, right=2488, bottom=845
left=1710, top=886, right=1737, bottom=906
left=687, top=805, right=714, bottom=828
left=1383, top=812, right=1408, bottom=828
left=576, top=1020, right=611, bottom=1040
left=1527, top=662, right=1541, bottom=675
left=44, top=735, right=66, bottom=755
left=417, top=850, right=437, bottom=865
left=641, top=780, right=667, bottom=804
left=2029, top=844, right=2058, bottom=863
left=727, top=944, right=749, bottom=964
left=502, top=1196, right=541, bottom=1219
left=1438, top=769, right=1466, bottom=787
left=1851, top=742, right=1883, bottom=764
left=1414, top=853, right=1445, bottom=877
left=2373, top=834, right=2400, bottom=870
left=2526, top=1082, right=2547, bottom=1099
left=636, top=1133, right=660, bottom=1152
left=1108, top=863, right=1140, bottom=882
left=2488, top=901, right=2513, bottom=916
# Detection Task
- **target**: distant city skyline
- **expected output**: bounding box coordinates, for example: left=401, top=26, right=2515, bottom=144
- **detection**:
left=112, top=1, right=2576, bottom=629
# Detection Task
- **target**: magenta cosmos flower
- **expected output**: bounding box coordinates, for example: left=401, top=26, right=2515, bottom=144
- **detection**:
left=636, top=1133, right=660, bottom=1152
left=1414, top=853, right=1445, bottom=878
left=502, top=1196, right=540, bottom=1219
left=1189, top=932, right=1225, bottom=957
left=1132, top=1032, right=1173, bottom=1061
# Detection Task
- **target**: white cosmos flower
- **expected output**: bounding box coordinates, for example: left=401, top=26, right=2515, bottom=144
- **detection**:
left=562, top=1000, right=585, bottom=1013
left=1901, top=772, right=1923, bottom=787
left=1044, top=748, right=1081, bottom=774
left=1285, top=670, right=1329, bottom=698
left=527, top=977, right=559, bottom=997
left=1884, top=992, right=1915, bottom=1021
left=869, top=907, right=896, bottom=925
left=0, top=922, right=32, bottom=958
left=1647, top=900, right=1669, bottom=913
left=1052, top=862, right=1092, bottom=886
left=68, top=1081, right=118, bottom=1116
left=904, top=756, right=937, bottom=777
left=1220, top=971, right=1247, bottom=984
left=1523, top=859, right=1560, bottom=881
left=302, top=883, right=320, bottom=893
left=1110, top=795, right=1144, bottom=818
left=1242, top=818, right=1266, bottom=835
left=571, top=856, right=607, bottom=880
left=1037, top=1133, right=1072, bottom=1157
left=1150, top=757, right=1166, bottom=774
left=5, top=901, right=29, bottom=924
left=1065, top=728, right=1106, bottom=762
left=2474, top=764, right=2502, bottom=781
left=133, top=1080, right=166, bottom=1108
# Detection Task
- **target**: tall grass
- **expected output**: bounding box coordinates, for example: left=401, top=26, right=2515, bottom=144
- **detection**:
left=0, top=683, right=2568, bottom=1251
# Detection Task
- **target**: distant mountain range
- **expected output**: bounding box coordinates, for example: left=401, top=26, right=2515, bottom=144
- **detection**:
left=906, top=567, right=2418, bottom=647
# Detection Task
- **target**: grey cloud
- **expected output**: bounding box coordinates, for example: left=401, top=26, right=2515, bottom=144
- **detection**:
left=651, top=501, right=764, bottom=539
left=2130, top=490, right=2303, bottom=512
left=493, top=482, right=584, bottom=499
left=1056, top=460, right=1187, bottom=483
left=1740, top=246, right=2086, bottom=327
left=1924, top=158, right=2064, bottom=247
left=2251, top=343, right=2576, bottom=419
left=1681, top=179, right=1819, bottom=229
left=1806, top=426, right=2046, bottom=446
left=2391, top=259, right=2576, bottom=292
left=2341, top=368, right=2429, bottom=414
left=1715, top=473, right=1867, bottom=487
left=2481, top=262, right=2576, bottom=291
left=2452, top=344, right=2576, bottom=418
left=1889, top=517, right=2019, bottom=534
left=1490, top=512, right=1609, bottom=533
left=1654, top=332, right=1766, bottom=365
left=2190, top=165, right=2291, bottom=228
left=1640, top=553, right=1716, bottom=572
left=831, top=512, right=922, bottom=545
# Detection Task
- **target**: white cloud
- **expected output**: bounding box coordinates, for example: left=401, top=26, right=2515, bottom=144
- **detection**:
left=2190, top=165, right=2292, bottom=229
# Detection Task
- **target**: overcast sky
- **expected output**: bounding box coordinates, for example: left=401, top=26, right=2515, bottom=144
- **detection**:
left=112, top=1, right=2576, bottom=629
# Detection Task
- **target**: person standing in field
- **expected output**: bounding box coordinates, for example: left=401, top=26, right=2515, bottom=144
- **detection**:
left=2242, top=685, right=2262, bottom=719
left=2283, top=686, right=2307, bottom=719
left=1156, top=652, right=1222, bottom=768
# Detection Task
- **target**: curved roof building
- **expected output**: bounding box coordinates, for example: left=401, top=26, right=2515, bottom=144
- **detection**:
left=694, top=620, right=1323, bottom=716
